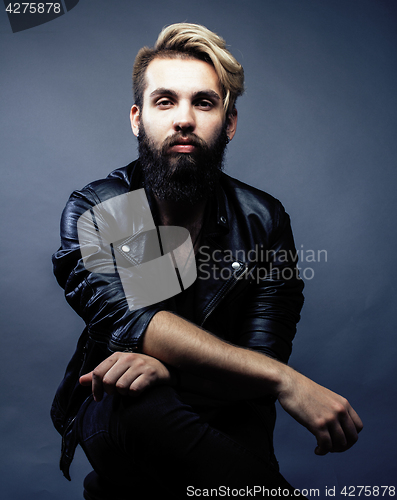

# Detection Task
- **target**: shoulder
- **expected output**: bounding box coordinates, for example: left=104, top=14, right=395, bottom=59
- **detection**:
left=59, top=161, right=142, bottom=239
left=220, top=172, right=286, bottom=226
left=76, top=160, right=142, bottom=205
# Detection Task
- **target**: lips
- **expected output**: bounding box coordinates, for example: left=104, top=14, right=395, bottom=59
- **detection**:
left=169, top=143, right=196, bottom=153
left=166, top=134, right=203, bottom=154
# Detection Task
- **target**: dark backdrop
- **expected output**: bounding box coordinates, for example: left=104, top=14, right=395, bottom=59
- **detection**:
left=1, top=1, right=396, bottom=498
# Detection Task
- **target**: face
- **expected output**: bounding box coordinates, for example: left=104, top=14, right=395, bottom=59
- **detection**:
left=130, top=57, right=238, bottom=203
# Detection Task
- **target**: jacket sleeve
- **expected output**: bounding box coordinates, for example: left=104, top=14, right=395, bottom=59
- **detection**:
left=234, top=204, right=304, bottom=364
left=52, top=186, right=168, bottom=354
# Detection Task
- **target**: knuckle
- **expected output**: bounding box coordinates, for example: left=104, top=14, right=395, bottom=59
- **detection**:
left=335, top=403, right=349, bottom=418
left=136, top=358, right=146, bottom=368
left=126, top=352, right=137, bottom=361
left=314, top=417, right=327, bottom=430
left=146, top=367, right=156, bottom=378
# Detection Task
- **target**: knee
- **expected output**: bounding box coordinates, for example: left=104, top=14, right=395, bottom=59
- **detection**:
left=115, top=385, right=178, bottom=423
left=113, top=385, right=205, bottom=451
left=113, top=385, right=196, bottom=435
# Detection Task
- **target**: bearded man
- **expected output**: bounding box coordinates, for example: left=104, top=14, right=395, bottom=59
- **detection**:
left=51, top=23, right=362, bottom=499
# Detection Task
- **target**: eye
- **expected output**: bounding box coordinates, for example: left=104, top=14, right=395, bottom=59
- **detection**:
left=195, top=100, right=214, bottom=110
left=156, top=99, right=174, bottom=109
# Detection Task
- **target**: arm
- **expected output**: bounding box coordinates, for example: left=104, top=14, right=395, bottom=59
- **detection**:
left=84, top=310, right=363, bottom=455
left=53, top=184, right=169, bottom=355
left=146, top=313, right=363, bottom=458
left=69, top=183, right=362, bottom=454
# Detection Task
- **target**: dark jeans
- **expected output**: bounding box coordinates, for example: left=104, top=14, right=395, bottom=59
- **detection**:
left=76, top=385, right=303, bottom=498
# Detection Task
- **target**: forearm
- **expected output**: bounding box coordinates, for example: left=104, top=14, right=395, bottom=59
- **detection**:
left=84, top=310, right=363, bottom=455
left=142, top=310, right=287, bottom=399
left=177, top=371, right=274, bottom=401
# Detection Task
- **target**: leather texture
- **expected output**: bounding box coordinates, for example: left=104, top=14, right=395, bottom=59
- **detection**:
left=51, top=160, right=304, bottom=478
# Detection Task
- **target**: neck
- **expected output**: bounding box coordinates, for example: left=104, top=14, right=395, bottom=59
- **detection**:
left=154, top=196, right=208, bottom=230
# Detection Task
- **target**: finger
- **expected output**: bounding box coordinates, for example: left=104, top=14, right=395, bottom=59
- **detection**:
left=102, top=362, right=134, bottom=396
left=114, top=362, right=154, bottom=396
left=79, top=372, right=93, bottom=386
left=126, top=373, right=153, bottom=397
left=91, top=355, right=121, bottom=402
left=335, top=409, right=361, bottom=452
left=348, top=406, right=364, bottom=433
left=327, top=420, right=350, bottom=453
left=314, top=428, right=333, bottom=456
left=111, top=367, right=141, bottom=396
left=321, top=405, right=362, bottom=454
left=309, top=413, right=334, bottom=456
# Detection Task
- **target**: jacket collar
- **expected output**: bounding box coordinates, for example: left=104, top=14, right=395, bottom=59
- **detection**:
left=124, top=160, right=250, bottom=326
left=127, top=159, right=230, bottom=238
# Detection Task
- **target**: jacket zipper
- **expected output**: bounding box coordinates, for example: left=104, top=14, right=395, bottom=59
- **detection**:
left=200, top=264, right=250, bottom=327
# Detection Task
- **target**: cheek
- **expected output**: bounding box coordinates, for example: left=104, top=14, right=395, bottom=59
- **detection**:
left=141, top=118, right=167, bottom=145
left=199, top=119, right=225, bottom=143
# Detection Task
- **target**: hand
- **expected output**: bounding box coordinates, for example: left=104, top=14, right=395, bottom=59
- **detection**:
left=277, top=368, right=363, bottom=455
left=79, top=352, right=173, bottom=402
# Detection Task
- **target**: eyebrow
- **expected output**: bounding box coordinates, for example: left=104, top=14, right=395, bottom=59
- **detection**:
left=149, top=88, right=222, bottom=101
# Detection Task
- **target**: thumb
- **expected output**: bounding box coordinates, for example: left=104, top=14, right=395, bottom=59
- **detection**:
left=314, top=444, right=329, bottom=456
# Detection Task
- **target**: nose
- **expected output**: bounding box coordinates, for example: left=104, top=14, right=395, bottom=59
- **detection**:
left=173, top=101, right=195, bottom=133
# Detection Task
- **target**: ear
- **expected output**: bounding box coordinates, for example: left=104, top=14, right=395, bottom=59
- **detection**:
left=226, top=108, right=238, bottom=141
left=130, top=105, right=140, bottom=137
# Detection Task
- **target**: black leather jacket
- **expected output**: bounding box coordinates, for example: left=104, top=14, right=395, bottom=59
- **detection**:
left=51, top=160, right=304, bottom=479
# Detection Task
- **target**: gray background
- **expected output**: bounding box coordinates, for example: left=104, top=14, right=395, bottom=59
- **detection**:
left=1, top=0, right=396, bottom=498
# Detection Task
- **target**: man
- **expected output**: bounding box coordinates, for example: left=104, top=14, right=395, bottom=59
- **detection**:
left=51, top=23, right=363, bottom=498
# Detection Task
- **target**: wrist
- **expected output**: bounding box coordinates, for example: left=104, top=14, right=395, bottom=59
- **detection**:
left=268, top=358, right=293, bottom=399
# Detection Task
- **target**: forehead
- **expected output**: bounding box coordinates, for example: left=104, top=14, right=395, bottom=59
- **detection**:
left=143, top=57, right=222, bottom=99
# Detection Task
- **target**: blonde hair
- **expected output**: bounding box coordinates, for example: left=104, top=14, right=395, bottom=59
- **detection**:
left=133, top=23, right=244, bottom=115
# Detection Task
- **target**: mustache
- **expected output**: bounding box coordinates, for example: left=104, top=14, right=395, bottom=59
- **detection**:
left=138, top=121, right=227, bottom=203
left=162, top=133, right=207, bottom=151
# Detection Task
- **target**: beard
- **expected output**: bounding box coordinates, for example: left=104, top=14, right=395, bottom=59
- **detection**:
left=138, top=122, right=228, bottom=204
